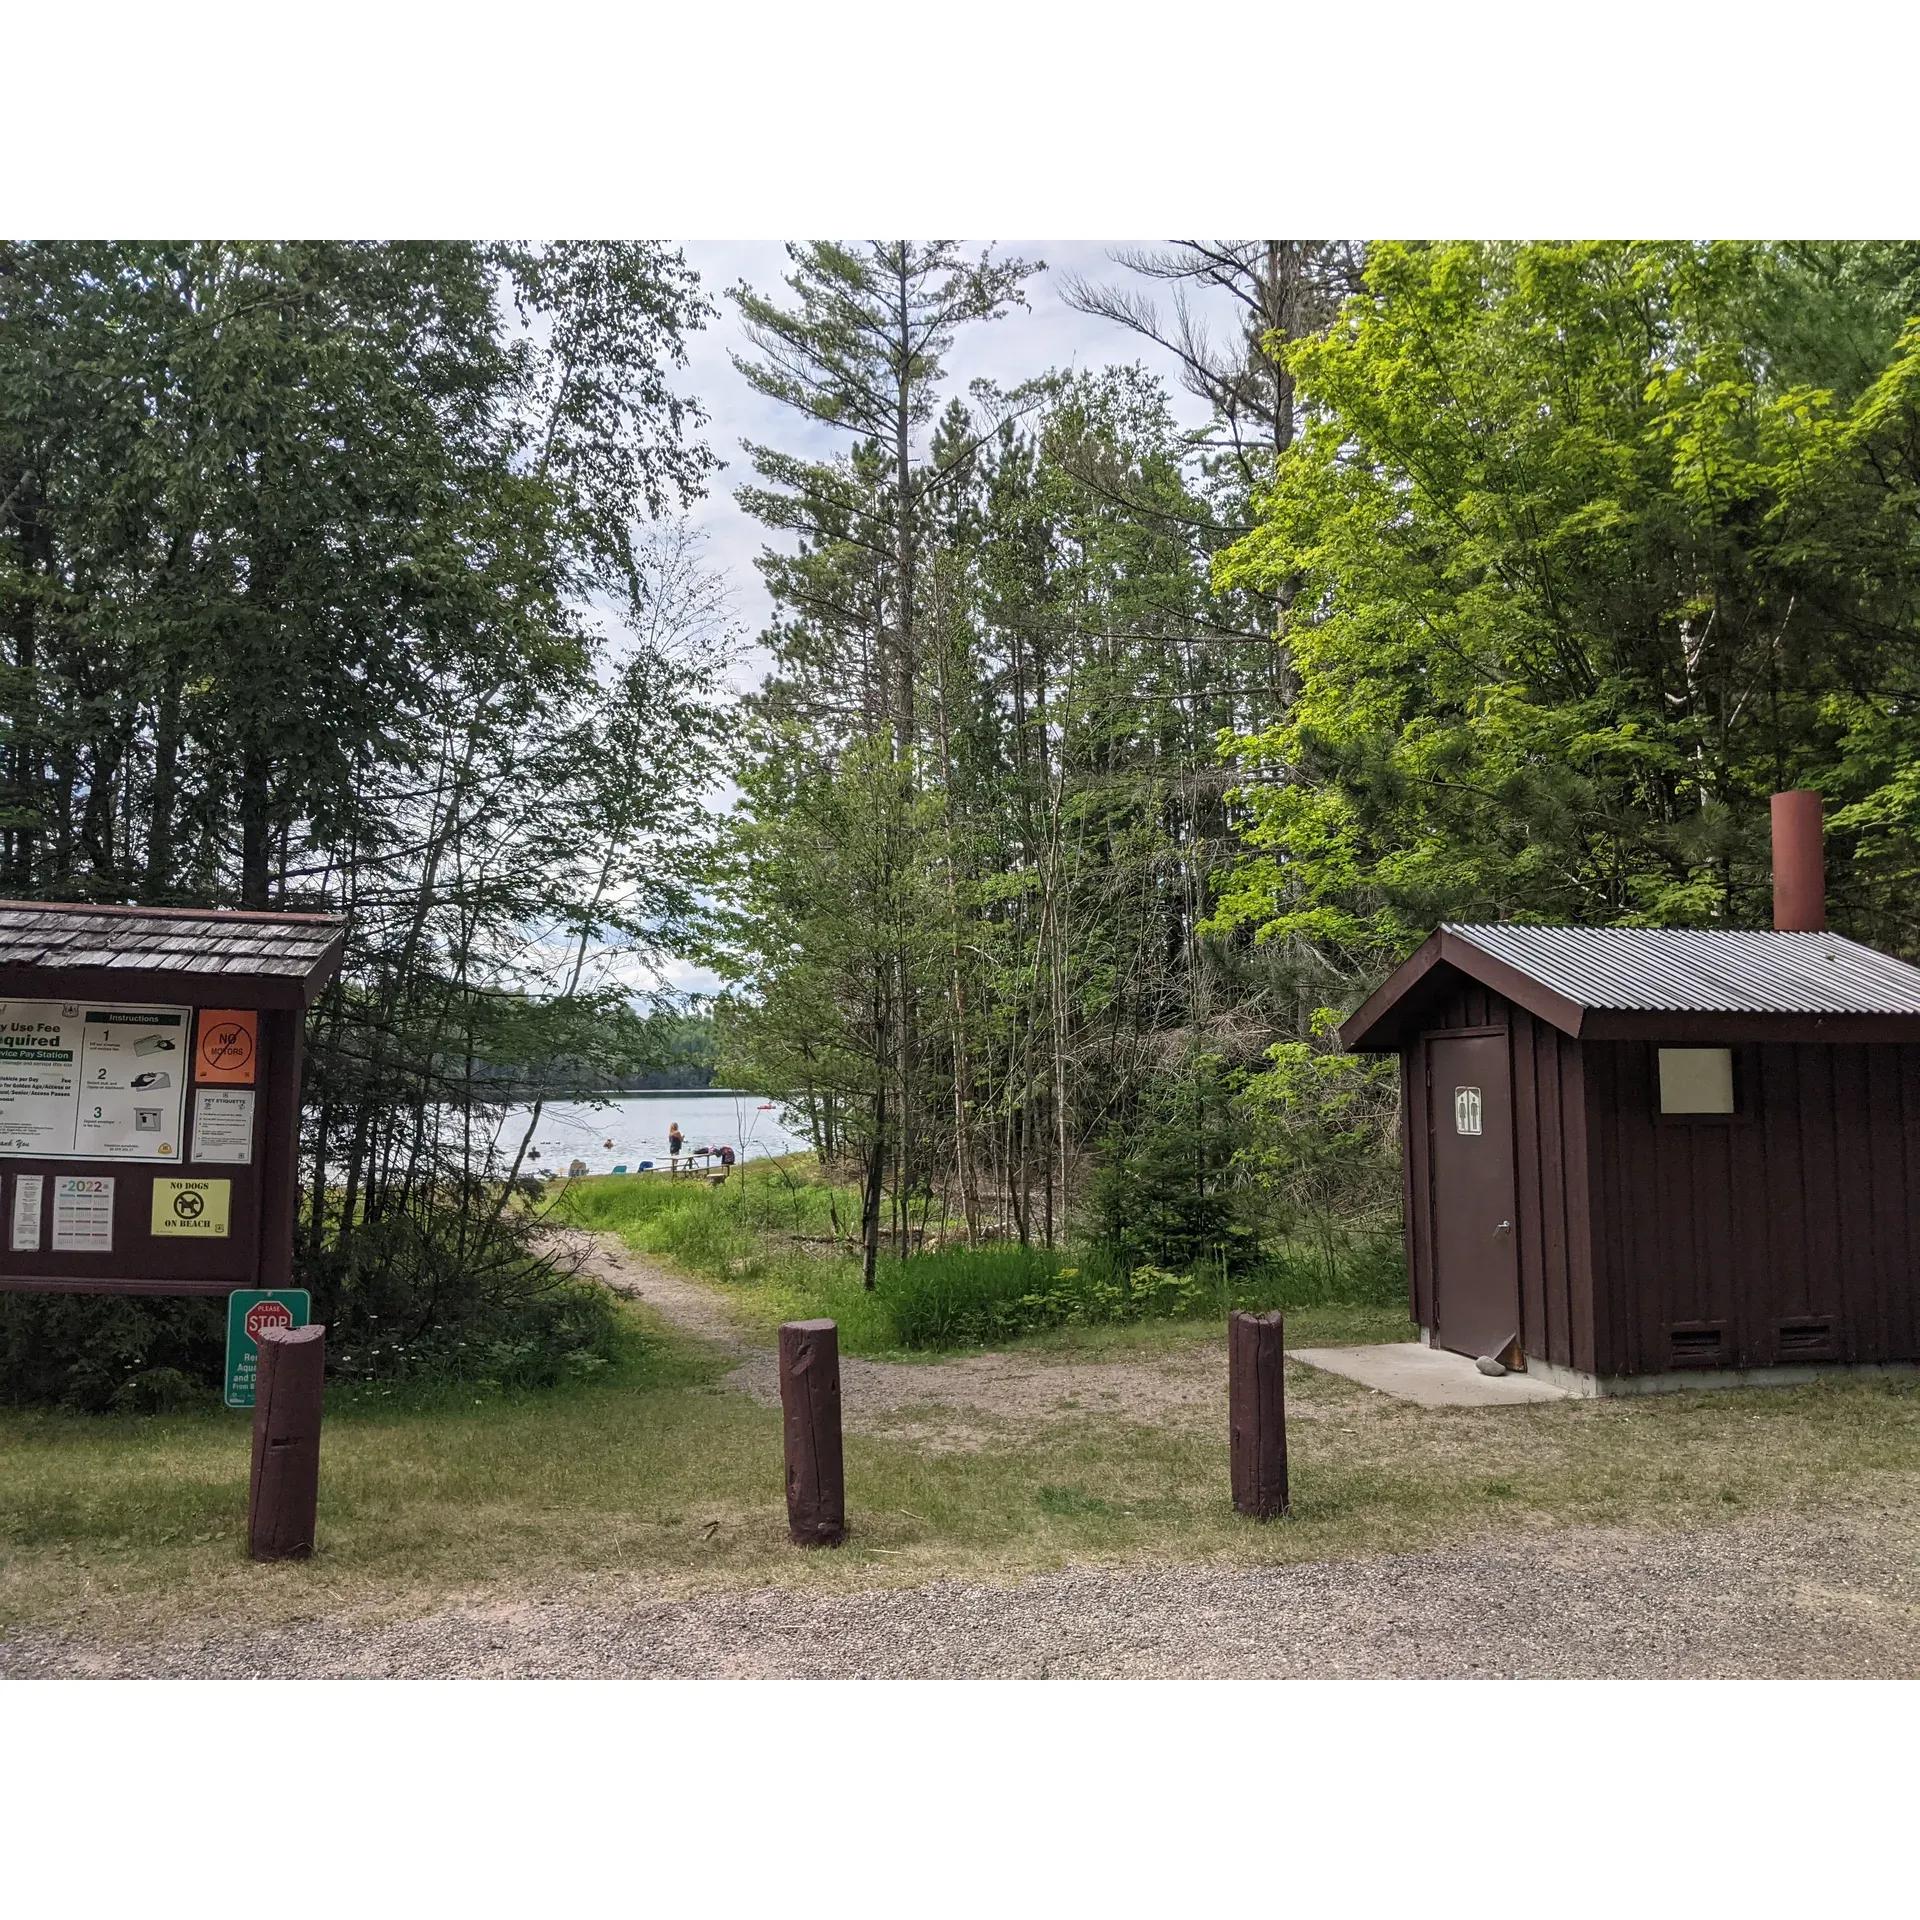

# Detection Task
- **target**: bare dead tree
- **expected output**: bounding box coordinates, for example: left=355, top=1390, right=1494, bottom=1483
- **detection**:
left=1060, top=242, right=1364, bottom=492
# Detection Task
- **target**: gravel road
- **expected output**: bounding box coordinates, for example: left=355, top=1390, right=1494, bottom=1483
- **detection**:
left=7, top=1501, right=1915, bottom=1678
left=11, top=1236, right=1912, bottom=1679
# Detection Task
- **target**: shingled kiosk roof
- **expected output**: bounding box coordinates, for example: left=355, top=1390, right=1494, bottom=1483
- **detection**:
left=0, top=901, right=346, bottom=1010
left=1340, top=923, right=1920, bottom=1051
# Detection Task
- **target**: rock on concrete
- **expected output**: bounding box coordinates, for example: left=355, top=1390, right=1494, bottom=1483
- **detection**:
left=1290, top=1342, right=1569, bottom=1407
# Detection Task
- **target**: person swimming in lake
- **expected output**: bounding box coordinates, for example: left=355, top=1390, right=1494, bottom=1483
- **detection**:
left=667, top=1121, right=684, bottom=1169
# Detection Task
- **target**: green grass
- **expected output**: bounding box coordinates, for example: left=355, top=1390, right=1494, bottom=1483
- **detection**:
left=554, top=1157, right=1408, bottom=1356
left=7, top=1287, right=1920, bottom=1645
left=21, top=1159, right=1909, bottom=1650
left=990, top=1304, right=1415, bottom=1358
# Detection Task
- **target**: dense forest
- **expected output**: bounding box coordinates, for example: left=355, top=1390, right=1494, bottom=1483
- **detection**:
left=6, top=238, right=1920, bottom=1396
left=707, top=240, right=1920, bottom=1280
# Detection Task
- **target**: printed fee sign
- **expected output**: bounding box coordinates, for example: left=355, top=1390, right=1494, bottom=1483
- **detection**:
left=0, top=1001, right=189, bottom=1160
left=224, top=1289, right=312, bottom=1408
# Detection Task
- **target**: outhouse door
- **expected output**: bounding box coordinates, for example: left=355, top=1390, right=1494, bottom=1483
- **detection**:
left=1427, top=1032, right=1521, bottom=1361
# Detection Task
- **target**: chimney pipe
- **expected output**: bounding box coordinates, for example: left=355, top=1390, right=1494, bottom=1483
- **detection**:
left=1771, top=790, right=1826, bottom=931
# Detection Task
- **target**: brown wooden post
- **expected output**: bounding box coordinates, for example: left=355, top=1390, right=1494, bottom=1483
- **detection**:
left=779, top=1317, right=846, bottom=1547
left=1229, top=1309, right=1289, bottom=1520
left=255, top=1006, right=304, bottom=1292
left=248, top=1322, right=326, bottom=1561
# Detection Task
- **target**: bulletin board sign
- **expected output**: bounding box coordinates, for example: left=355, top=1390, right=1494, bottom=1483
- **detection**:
left=0, top=901, right=344, bottom=1298
left=0, top=1001, right=190, bottom=1160
left=195, top=1010, right=258, bottom=1085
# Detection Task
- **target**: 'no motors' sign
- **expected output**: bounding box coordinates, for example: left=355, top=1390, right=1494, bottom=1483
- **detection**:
left=225, top=1290, right=312, bottom=1408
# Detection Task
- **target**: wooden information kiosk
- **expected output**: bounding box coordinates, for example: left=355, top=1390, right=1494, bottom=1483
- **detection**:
left=0, top=902, right=344, bottom=1299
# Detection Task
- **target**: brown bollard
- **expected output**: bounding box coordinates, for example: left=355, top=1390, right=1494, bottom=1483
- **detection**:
left=248, top=1323, right=327, bottom=1562
left=779, top=1318, right=846, bottom=1547
left=1229, top=1309, right=1289, bottom=1520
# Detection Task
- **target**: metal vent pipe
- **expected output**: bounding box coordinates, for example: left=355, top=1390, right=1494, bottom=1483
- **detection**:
left=1771, top=790, right=1826, bottom=931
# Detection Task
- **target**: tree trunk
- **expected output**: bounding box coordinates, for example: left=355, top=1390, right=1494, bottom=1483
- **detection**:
left=240, top=749, right=272, bottom=908
left=144, top=662, right=183, bottom=902
left=860, top=1083, right=887, bottom=1290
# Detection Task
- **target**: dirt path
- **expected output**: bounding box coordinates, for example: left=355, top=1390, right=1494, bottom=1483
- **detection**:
left=562, top=1230, right=755, bottom=1358
left=559, top=1228, right=1235, bottom=1451
left=10, top=1500, right=1916, bottom=1678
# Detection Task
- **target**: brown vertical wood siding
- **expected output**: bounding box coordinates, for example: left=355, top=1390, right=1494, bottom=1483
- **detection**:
left=1399, top=1041, right=1432, bottom=1329
left=1582, top=1040, right=1920, bottom=1373
left=1392, top=977, right=1920, bottom=1375
left=1379, top=952, right=1920, bottom=1378
left=1507, top=1008, right=1591, bottom=1371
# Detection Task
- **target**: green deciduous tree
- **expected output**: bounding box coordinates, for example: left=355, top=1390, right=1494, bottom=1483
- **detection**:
left=1214, top=240, right=1920, bottom=972
left=0, top=241, right=721, bottom=1392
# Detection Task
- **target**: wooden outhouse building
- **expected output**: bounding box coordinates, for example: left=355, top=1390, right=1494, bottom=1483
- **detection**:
left=1340, top=795, right=1920, bottom=1391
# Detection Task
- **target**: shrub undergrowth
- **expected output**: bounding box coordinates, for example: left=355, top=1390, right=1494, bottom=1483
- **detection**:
left=309, top=1209, right=630, bottom=1393
left=0, top=1293, right=229, bottom=1414
left=559, top=1156, right=1406, bottom=1355
left=0, top=1202, right=634, bottom=1412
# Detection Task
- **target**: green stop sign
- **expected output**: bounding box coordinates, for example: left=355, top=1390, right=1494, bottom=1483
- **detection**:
left=224, top=1290, right=312, bottom=1408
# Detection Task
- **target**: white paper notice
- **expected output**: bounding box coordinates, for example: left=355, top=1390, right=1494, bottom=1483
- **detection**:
left=192, top=1088, right=255, bottom=1165
left=11, top=1173, right=43, bottom=1251
left=0, top=1001, right=189, bottom=1160
left=51, top=1175, right=114, bottom=1252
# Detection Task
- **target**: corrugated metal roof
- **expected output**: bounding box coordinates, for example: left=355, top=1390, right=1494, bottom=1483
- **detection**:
left=1445, top=924, right=1920, bottom=1016
left=0, top=904, right=344, bottom=980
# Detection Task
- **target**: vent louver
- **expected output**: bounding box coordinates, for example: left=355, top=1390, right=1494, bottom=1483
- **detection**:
left=1669, top=1326, right=1727, bottom=1365
left=1776, top=1318, right=1839, bottom=1359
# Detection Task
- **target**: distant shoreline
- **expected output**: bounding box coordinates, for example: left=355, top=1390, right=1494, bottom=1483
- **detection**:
left=514, top=1088, right=775, bottom=1101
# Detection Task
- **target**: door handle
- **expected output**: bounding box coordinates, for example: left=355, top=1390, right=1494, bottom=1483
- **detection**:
left=1495, top=1220, right=1511, bottom=1234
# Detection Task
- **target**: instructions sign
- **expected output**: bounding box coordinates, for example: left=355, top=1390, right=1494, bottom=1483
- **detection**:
left=195, top=1010, right=258, bottom=1085
left=0, top=1001, right=189, bottom=1159
left=224, top=1289, right=312, bottom=1408
left=152, top=1177, right=231, bottom=1238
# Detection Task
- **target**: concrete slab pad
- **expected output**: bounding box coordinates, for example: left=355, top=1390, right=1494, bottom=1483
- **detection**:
left=1290, top=1343, right=1571, bottom=1407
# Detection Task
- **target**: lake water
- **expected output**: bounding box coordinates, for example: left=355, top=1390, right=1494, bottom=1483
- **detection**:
left=491, top=1091, right=808, bottom=1176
